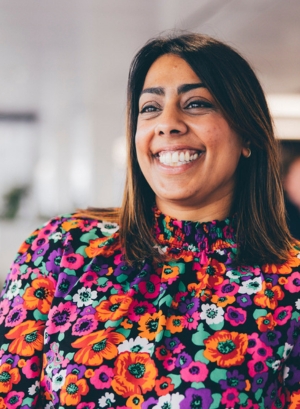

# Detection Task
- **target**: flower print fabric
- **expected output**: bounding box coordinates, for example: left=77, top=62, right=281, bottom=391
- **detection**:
left=1, top=208, right=300, bottom=409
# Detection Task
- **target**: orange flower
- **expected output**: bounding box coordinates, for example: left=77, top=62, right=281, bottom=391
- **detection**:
left=121, top=318, right=133, bottom=329
left=211, top=239, right=231, bottom=251
left=166, top=315, right=184, bottom=334
left=17, top=359, right=26, bottom=368
left=0, top=397, right=6, bottom=409
left=84, top=369, right=94, bottom=378
left=95, top=294, right=132, bottom=322
left=85, top=235, right=120, bottom=258
left=290, top=391, right=300, bottom=409
left=203, top=330, right=248, bottom=367
left=60, top=374, right=89, bottom=406
left=262, top=248, right=300, bottom=274
left=126, top=394, right=144, bottom=409
left=0, top=363, right=20, bottom=393
left=154, top=376, right=174, bottom=396
left=256, top=312, right=277, bottom=332
left=23, top=277, right=55, bottom=314
left=196, top=259, right=226, bottom=288
left=61, top=220, right=81, bottom=231
left=211, top=294, right=235, bottom=308
left=111, top=351, right=158, bottom=397
left=138, top=311, right=166, bottom=341
left=254, top=282, right=284, bottom=310
left=5, top=320, right=44, bottom=356
left=72, top=328, right=125, bottom=366
left=161, top=265, right=180, bottom=283
left=187, top=282, right=206, bottom=297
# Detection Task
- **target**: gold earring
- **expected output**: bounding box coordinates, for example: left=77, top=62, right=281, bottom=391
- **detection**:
left=245, top=148, right=251, bottom=158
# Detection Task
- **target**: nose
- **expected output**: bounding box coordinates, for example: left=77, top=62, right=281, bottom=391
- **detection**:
left=154, top=106, right=187, bottom=137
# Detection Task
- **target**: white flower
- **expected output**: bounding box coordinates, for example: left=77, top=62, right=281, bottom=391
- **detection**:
left=283, top=365, right=290, bottom=381
left=118, top=336, right=154, bottom=355
left=200, top=304, right=224, bottom=325
left=50, top=232, right=62, bottom=241
left=6, top=280, right=22, bottom=300
left=238, top=277, right=262, bottom=295
left=28, top=380, right=40, bottom=395
left=52, top=369, right=67, bottom=391
left=272, top=360, right=281, bottom=371
left=283, top=342, right=293, bottom=359
left=73, top=287, right=97, bottom=307
left=226, top=270, right=241, bottom=280
left=44, top=403, right=55, bottom=409
left=153, top=393, right=184, bottom=409
left=153, top=245, right=168, bottom=254
left=98, top=221, right=119, bottom=236
left=99, top=392, right=116, bottom=408
left=295, top=299, right=300, bottom=310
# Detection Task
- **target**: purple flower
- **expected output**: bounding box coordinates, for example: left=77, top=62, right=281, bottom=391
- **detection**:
left=12, top=295, right=24, bottom=307
left=175, top=352, right=192, bottom=369
left=55, top=273, right=78, bottom=298
left=236, top=294, right=252, bottom=307
left=165, top=337, right=181, bottom=351
left=80, top=306, right=96, bottom=316
left=178, top=297, right=200, bottom=315
left=46, top=249, right=63, bottom=274
left=142, top=397, right=158, bottom=409
left=251, top=372, right=268, bottom=393
left=184, top=222, right=193, bottom=236
left=1, top=354, right=18, bottom=367
left=15, top=253, right=28, bottom=264
left=180, top=388, right=213, bottom=409
left=114, top=261, right=135, bottom=277
left=32, top=243, right=50, bottom=261
left=260, top=330, right=281, bottom=347
left=85, top=257, right=109, bottom=276
left=286, top=364, right=300, bottom=386
left=287, top=320, right=300, bottom=356
left=219, top=370, right=245, bottom=390
left=67, top=364, right=86, bottom=378
left=264, top=381, right=278, bottom=408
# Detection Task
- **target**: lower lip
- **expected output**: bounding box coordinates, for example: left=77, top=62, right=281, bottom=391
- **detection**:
left=155, top=153, right=204, bottom=174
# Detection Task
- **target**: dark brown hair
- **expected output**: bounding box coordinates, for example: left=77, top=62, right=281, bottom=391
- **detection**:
left=83, top=33, right=294, bottom=265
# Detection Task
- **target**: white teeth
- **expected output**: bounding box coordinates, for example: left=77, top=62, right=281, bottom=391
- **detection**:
left=172, top=151, right=179, bottom=163
left=158, top=150, right=201, bottom=166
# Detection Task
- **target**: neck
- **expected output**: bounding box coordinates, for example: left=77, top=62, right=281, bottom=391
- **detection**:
left=155, top=193, right=233, bottom=222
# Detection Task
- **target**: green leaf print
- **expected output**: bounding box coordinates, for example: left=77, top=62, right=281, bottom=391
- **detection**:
left=255, top=388, right=263, bottom=402
left=194, top=349, right=209, bottom=364
left=105, top=319, right=123, bottom=328
left=253, top=309, right=268, bottom=319
left=191, top=381, right=205, bottom=389
left=80, top=229, right=98, bottom=243
left=76, top=245, right=88, bottom=257
left=168, top=374, right=181, bottom=389
left=210, top=368, right=227, bottom=383
left=210, top=393, right=221, bottom=409
left=192, top=323, right=210, bottom=346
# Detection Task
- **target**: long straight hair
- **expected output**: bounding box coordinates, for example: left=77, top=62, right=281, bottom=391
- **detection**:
left=84, top=33, right=294, bottom=265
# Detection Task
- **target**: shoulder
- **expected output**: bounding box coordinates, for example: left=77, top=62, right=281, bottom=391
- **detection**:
left=261, top=241, right=300, bottom=276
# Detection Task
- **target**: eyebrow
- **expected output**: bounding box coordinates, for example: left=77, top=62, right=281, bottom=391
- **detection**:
left=140, top=82, right=206, bottom=96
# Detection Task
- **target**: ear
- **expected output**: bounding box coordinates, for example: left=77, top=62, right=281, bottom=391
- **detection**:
left=241, top=140, right=251, bottom=158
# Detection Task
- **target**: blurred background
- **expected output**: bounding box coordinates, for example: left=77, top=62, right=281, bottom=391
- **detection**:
left=1, top=0, right=300, bottom=285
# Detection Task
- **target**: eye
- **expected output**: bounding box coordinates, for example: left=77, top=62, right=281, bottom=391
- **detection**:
left=140, top=104, right=159, bottom=114
left=185, top=100, right=213, bottom=109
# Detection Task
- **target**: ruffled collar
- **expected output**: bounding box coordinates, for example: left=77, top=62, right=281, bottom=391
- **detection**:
left=153, top=207, right=237, bottom=260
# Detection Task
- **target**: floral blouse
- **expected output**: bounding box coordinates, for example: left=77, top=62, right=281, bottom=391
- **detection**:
left=1, top=209, right=300, bottom=409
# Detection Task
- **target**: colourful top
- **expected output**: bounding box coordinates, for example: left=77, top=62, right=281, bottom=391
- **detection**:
left=1, top=209, right=300, bottom=409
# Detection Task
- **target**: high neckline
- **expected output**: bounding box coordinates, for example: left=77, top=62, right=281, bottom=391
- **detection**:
left=153, top=207, right=236, bottom=259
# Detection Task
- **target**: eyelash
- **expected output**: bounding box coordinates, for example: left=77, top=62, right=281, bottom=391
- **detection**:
left=139, top=99, right=213, bottom=114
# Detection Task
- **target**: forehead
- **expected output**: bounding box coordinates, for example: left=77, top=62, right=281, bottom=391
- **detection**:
left=143, top=54, right=201, bottom=88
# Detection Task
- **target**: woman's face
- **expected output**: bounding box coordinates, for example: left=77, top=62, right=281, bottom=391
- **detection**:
left=135, top=54, right=248, bottom=220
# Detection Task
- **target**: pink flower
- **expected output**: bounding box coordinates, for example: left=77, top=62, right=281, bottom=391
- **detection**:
left=77, top=403, right=96, bottom=409
left=22, top=356, right=41, bottom=378
left=79, top=271, right=98, bottom=288
left=0, top=299, right=10, bottom=325
left=180, top=361, right=208, bottom=382
left=5, top=391, right=25, bottom=409
left=138, top=274, right=161, bottom=299
left=183, top=311, right=200, bottom=330
left=215, top=279, right=239, bottom=296
left=221, top=388, right=239, bottom=406
left=47, top=301, right=77, bottom=334
left=252, top=342, right=273, bottom=361
left=90, top=365, right=114, bottom=389
left=60, top=252, right=84, bottom=270
left=284, top=271, right=300, bottom=293
left=128, top=300, right=156, bottom=322
left=22, top=267, right=40, bottom=280
left=273, top=306, right=293, bottom=326
left=5, top=305, right=27, bottom=327
left=162, top=357, right=176, bottom=371
left=247, top=359, right=268, bottom=377
left=224, top=306, right=247, bottom=326
left=97, top=281, right=113, bottom=293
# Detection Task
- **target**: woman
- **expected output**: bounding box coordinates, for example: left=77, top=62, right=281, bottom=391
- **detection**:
left=0, top=33, right=299, bottom=409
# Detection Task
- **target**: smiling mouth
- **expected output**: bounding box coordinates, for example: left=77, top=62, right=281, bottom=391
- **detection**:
left=155, top=149, right=204, bottom=166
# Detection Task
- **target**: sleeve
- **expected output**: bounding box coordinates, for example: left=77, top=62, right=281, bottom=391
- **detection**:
left=0, top=217, right=63, bottom=408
